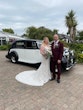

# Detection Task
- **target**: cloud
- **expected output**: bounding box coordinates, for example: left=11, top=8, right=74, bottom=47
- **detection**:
left=12, top=22, right=27, bottom=30
left=33, top=0, right=63, bottom=8
left=10, top=16, right=26, bottom=22
left=34, top=0, right=83, bottom=8
left=0, top=14, right=6, bottom=19
left=77, top=18, right=83, bottom=31
left=0, top=1, right=16, bottom=10
left=0, top=0, right=83, bottom=35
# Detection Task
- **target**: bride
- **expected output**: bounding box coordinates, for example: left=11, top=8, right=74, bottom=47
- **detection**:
left=15, top=37, right=52, bottom=86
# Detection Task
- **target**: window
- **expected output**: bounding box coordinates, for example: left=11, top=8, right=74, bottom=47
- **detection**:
left=0, top=37, right=6, bottom=45
left=2, top=40, right=6, bottom=45
left=11, top=40, right=38, bottom=49
left=25, top=41, right=37, bottom=49
left=15, top=41, right=25, bottom=48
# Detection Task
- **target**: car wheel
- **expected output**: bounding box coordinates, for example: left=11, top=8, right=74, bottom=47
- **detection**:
left=11, top=54, right=18, bottom=63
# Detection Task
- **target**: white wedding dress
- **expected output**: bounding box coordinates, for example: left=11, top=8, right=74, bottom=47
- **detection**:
left=15, top=47, right=51, bottom=86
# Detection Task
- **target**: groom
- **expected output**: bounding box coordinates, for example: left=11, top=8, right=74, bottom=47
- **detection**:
left=50, top=34, right=63, bottom=83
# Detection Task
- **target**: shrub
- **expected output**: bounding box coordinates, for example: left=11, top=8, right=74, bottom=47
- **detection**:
left=68, top=43, right=83, bottom=63
left=68, top=43, right=83, bottom=53
left=77, top=53, right=83, bottom=63
left=61, top=40, right=69, bottom=47
left=0, top=44, right=10, bottom=50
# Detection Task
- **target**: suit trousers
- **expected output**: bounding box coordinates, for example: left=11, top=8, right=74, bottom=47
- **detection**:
left=50, top=60, right=61, bottom=79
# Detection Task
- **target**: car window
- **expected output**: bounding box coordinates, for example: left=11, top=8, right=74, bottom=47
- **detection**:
left=25, top=41, right=38, bottom=49
left=15, top=41, right=25, bottom=48
left=10, top=40, right=38, bottom=49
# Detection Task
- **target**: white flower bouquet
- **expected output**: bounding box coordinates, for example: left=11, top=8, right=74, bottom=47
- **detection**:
left=44, top=48, right=52, bottom=59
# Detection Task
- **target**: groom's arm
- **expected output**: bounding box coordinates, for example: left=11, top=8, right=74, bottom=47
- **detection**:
left=58, top=42, right=64, bottom=61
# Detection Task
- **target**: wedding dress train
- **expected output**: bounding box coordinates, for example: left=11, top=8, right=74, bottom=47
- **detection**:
left=15, top=56, right=51, bottom=86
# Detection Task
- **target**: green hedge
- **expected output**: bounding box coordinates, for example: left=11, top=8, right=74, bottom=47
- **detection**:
left=0, top=44, right=10, bottom=50
left=68, top=43, right=83, bottom=63
left=77, top=53, right=83, bottom=63
left=68, top=43, right=83, bottom=52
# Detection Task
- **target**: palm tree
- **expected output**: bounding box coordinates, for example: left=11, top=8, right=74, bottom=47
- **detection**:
left=65, top=10, right=77, bottom=42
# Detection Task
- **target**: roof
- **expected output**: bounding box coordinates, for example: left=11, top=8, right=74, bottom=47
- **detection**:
left=0, top=31, right=24, bottom=39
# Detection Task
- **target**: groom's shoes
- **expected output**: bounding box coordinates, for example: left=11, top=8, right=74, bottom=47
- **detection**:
left=57, top=79, right=60, bottom=83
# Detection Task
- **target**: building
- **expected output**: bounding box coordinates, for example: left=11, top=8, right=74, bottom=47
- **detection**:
left=59, top=34, right=71, bottom=43
left=0, top=31, right=25, bottom=45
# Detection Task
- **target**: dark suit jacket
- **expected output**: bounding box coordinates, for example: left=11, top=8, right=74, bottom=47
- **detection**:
left=51, top=41, right=63, bottom=61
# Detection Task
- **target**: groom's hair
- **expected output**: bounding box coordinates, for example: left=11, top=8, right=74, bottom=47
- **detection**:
left=54, top=34, right=59, bottom=37
left=53, top=34, right=59, bottom=40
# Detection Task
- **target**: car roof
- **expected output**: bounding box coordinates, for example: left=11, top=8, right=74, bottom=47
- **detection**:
left=13, top=39, right=42, bottom=44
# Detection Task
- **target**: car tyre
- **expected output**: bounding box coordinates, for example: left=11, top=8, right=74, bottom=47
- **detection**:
left=11, top=53, right=18, bottom=63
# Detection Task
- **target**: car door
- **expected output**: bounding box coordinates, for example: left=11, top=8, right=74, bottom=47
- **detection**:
left=23, top=40, right=42, bottom=64
left=14, top=41, right=25, bottom=62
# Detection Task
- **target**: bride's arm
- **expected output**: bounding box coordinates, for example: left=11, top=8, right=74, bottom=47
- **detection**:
left=40, top=45, right=45, bottom=55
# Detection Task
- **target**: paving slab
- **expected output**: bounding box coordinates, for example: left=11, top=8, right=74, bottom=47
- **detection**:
left=0, top=51, right=83, bottom=110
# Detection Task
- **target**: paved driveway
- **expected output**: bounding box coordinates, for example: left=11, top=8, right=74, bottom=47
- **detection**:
left=0, top=51, right=83, bottom=110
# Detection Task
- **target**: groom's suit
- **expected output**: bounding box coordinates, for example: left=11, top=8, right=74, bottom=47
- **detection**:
left=50, top=41, right=63, bottom=80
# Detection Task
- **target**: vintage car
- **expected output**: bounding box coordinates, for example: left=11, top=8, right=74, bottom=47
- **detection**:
left=6, top=39, right=75, bottom=71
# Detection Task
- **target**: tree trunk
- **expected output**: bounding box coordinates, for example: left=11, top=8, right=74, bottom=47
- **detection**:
left=70, top=27, right=74, bottom=42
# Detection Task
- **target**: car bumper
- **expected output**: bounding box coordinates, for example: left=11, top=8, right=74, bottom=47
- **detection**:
left=5, top=54, right=11, bottom=59
left=66, top=62, right=76, bottom=70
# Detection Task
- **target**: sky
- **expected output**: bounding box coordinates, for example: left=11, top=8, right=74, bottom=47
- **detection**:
left=0, top=0, right=83, bottom=35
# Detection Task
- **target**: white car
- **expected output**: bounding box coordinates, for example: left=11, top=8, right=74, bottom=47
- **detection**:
left=6, top=39, right=76, bottom=71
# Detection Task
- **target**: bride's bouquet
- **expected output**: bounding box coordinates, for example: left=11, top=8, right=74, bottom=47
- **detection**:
left=44, top=47, right=52, bottom=59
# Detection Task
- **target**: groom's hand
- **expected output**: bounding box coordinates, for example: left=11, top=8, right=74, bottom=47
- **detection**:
left=57, top=60, right=61, bottom=64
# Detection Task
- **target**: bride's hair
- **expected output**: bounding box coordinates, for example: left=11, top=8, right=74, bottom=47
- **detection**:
left=42, top=37, right=49, bottom=45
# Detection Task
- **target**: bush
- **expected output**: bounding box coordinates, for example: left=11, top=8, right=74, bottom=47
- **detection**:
left=77, top=53, right=83, bottom=63
left=68, top=43, right=83, bottom=53
left=68, top=43, right=83, bottom=63
left=0, top=44, right=10, bottom=50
